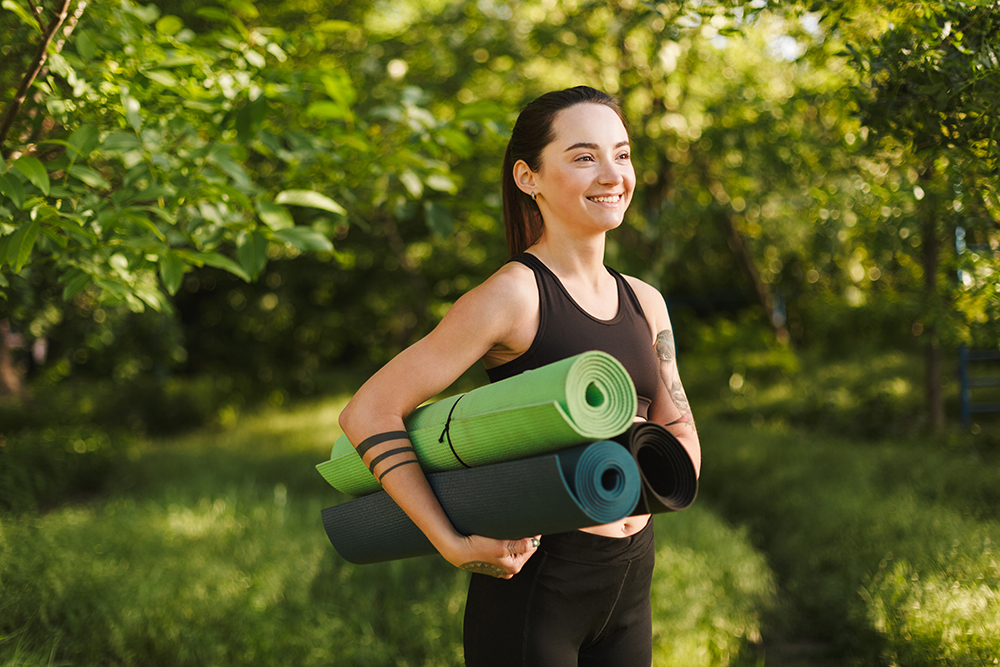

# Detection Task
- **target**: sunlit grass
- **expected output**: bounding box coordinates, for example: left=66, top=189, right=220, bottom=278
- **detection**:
left=700, top=417, right=1000, bottom=666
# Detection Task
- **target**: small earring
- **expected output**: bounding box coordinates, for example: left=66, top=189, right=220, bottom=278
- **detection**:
left=531, top=191, right=537, bottom=202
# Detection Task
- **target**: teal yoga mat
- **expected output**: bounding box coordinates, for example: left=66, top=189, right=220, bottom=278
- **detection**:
left=317, top=351, right=637, bottom=496
left=321, top=441, right=642, bottom=565
left=616, top=422, right=698, bottom=514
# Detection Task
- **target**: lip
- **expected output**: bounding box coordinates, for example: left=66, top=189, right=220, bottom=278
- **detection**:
left=586, top=194, right=625, bottom=204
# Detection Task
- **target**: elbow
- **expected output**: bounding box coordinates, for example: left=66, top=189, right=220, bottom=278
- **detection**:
left=338, top=397, right=361, bottom=444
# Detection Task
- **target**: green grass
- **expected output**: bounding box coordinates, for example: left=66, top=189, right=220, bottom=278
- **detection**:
left=698, top=417, right=1000, bottom=666
left=0, top=394, right=775, bottom=667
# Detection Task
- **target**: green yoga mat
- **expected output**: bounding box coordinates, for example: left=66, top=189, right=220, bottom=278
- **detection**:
left=317, top=351, right=637, bottom=496
left=616, top=422, right=699, bottom=514
left=321, top=441, right=642, bottom=564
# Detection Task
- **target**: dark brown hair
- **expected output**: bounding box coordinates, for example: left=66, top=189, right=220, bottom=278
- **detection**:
left=502, top=86, right=627, bottom=257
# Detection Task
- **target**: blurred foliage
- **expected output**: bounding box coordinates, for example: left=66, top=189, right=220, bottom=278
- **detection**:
left=0, top=424, right=131, bottom=512
left=0, top=0, right=996, bottom=423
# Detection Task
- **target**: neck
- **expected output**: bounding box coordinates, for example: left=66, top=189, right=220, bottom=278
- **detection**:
left=528, top=229, right=607, bottom=284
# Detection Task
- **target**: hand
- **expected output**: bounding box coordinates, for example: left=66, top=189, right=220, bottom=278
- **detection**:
left=441, top=533, right=541, bottom=579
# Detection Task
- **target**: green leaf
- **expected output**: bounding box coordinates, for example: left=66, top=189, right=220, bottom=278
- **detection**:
left=399, top=171, right=423, bottom=198
left=76, top=29, right=95, bottom=60
left=274, top=189, right=346, bottom=215
left=2, top=0, right=40, bottom=33
left=306, top=101, right=351, bottom=121
left=271, top=227, right=333, bottom=252
left=101, top=132, right=142, bottom=152
left=62, top=270, right=91, bottom=300
left=315, top=20, right=355, bottom=32
left=120, top=209, right=166, bottom=241
left=145, top=70, right=179, bottom=87
left=188, top=251, right=251, bottom=281
left=195, top=6, right=228, bottom=21
left=7, top=220, right=40, bottom=272
left=135, top=285, right=169, bottom=312
left=159, top=55, right=197, bottom=67
left=140, top=206, right=177, bottom=225
left=424, top=201, right=454, bottom=237
left=0, top=173, right=25, bottom=209
left=11, top=157, right=49, bottom=195
left=226, top=0, right=258, bottom=18
left=257, top=200, right=294, bottom=230
left=69, top=165, right=111, bottom=190
left=159, top=252, right=185, bottom=295
left=237, top=230, right=268, bottom=279
left=68, top=125, right=101, bottom=161
left=40, top=225, right=67, bottom=248
left=426, top=174, right=457, bottom=194
left=155, top=15, right=183, bottom=35
left=120, top=86, right=142, bottom=132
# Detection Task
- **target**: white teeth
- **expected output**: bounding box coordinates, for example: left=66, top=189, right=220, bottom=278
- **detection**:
left=589, top=195, right=621, bottom=203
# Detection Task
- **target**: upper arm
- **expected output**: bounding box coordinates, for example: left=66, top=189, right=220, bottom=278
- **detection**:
left=624, top=276, right=697, bottom=429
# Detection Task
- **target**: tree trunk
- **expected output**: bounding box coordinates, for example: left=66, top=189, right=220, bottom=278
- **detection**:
left=718, top=210, right=791, bottom=345
left=0, top=320, right=24, bottom=398
left=920, top=163, right=946, bottom=431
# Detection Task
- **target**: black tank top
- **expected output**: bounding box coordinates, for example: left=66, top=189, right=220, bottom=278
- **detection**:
left=486, top=253, right=660, bottom=419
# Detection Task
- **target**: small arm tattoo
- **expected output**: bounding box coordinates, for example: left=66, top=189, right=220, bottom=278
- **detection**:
left=460, top=561, right=508, bottom=578
left=656, top=329, right=695, bottom=431
left=655, top=329, right=674, bottom=363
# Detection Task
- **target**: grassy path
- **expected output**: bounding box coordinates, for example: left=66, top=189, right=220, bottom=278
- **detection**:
left=1, top=396, right=776, bottom=667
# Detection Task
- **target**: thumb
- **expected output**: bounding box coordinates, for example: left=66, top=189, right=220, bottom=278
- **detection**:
left=507, top=535, right=542, bottom=556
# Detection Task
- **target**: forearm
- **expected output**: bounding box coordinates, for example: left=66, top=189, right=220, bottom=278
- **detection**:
left=665, top=413, right=701, bottom=477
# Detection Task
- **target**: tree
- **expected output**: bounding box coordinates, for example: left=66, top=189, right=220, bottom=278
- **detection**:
left=844, top=0, right=1000, bottom=430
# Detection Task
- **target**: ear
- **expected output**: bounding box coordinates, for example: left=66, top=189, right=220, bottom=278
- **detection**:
left=512, top=159, right=537, bottom=196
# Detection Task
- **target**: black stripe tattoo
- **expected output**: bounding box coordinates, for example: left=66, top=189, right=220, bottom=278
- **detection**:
left=377, top=459, right=419, bottom=482
left=356, top=430, right=410, bottom=457
left=367, top=446, right=415, bottom=474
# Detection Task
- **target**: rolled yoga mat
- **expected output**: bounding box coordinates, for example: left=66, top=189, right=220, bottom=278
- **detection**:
left=615, top=421, right=698, bottom=514
left=317, top=351, right=637, bottom=496
left=321, top=440, right=642, bottom=565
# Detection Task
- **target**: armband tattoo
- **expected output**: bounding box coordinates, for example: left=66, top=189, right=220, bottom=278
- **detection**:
left=376, top=459, right=419, bottom=483
left=356, top=430, right=410, bottom=457
left=367, top=446, right=415, bottom=474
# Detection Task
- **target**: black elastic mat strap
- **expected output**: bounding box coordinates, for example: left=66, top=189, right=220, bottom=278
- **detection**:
left=356, top=430, right=410, bottom=458
left=368, top=446, right=415, bottom=474
left=438, top=395, right=471, bottom=468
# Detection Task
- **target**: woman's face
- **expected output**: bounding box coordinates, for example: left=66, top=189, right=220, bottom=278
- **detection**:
left=524, top=103, right=635, bottom=238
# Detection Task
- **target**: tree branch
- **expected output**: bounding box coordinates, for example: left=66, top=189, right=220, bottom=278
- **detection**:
left=0, top=0, right=74, bottom=156
left=25, top=0, right=47, bottom=32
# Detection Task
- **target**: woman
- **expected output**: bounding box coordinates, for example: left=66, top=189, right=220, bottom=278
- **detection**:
left=338, top=86, right=700, bottom=666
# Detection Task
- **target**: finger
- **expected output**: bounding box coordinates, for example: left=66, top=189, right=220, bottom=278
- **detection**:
left=505, top=536, right=542, bottom=556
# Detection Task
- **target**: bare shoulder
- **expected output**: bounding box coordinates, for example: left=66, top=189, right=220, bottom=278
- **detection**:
left=432, top=260, right=538, bottom=359
left=451, top=260, right=536, bottom=321
left=622, top=274, right=670, bottom=331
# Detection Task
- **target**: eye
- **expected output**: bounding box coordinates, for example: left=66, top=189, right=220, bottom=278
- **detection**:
left=575, top=154, right=595, bottom=162
left=618, top=151, right=631, bottom=161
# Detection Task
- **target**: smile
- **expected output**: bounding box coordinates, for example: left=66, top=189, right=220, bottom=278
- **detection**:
left=587, top=194, right=623, bottom=203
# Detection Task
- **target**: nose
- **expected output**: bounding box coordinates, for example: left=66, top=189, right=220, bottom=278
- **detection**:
left=598, top=157, right=624, bottom=185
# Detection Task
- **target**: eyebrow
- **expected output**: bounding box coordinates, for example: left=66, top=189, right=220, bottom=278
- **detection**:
left=563, top=140, right=631, bottom=152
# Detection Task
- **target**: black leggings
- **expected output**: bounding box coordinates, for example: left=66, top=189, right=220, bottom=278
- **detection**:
left=463, top=521, right=654, bottom=667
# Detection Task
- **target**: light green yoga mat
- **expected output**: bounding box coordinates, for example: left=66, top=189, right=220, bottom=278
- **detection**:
left=317, top=351, right=637, bottom=496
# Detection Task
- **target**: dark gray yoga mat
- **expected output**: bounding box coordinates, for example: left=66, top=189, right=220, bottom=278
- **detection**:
left=616, top=421, right=699, bottom=514
left=321, top=441, right=642, bottom=565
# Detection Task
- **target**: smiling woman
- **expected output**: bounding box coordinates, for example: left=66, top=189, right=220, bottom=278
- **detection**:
left=338, top=86, right=700, bottom=666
